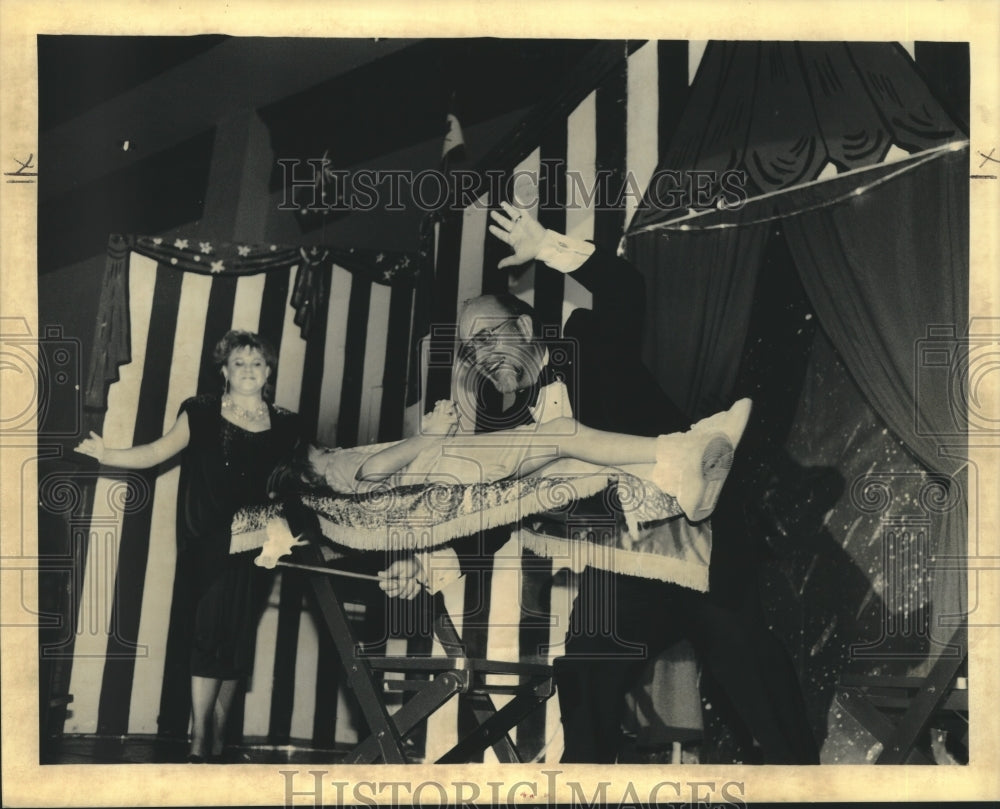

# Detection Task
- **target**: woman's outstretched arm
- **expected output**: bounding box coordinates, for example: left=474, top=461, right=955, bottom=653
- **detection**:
left=75, top=413, right=191, bottom=469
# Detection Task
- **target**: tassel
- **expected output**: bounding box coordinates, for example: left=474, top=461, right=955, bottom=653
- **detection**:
left=84, top=235, right=133, bottom=410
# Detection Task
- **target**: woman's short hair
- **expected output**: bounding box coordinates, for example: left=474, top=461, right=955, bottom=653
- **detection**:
left=213, top=330, right=278, bottom=400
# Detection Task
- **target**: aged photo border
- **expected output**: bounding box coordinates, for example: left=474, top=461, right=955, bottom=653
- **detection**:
left=2, top=0, right=999, bottom=805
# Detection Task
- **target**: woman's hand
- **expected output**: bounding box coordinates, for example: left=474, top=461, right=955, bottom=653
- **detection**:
left=422, top=400, right=460, bottom=436
left=70, top=414, right=190, bottom=470
left=75, top=431, right=106, bottom=462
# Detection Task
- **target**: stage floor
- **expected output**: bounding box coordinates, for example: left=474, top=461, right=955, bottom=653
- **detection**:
left=42, top=735, right=356, bottom=765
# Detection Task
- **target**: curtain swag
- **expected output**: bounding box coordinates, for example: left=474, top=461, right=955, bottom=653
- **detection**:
left=84, top=233, right=423, bottom=412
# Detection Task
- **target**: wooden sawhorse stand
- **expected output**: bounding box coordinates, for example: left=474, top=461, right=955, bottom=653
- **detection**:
left=294, top=543, right=554, bottom=764
left=835, top=624, right=968, bottom=764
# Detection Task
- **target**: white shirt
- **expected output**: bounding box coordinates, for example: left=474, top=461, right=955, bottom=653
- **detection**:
left=416, top=230, right=595, bottom=593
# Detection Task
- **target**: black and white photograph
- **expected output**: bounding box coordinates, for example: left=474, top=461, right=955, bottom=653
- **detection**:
left=2, top=1, right=998, bottom=806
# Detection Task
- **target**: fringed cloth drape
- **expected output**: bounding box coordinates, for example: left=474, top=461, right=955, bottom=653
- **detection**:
left=230, top=467, right=716, bottom=591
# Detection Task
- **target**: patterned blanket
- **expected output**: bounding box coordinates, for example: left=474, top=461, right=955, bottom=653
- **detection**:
left=230, top=462, right=709, bottom=589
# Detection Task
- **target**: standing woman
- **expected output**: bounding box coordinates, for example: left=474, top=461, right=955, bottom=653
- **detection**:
left=76, top=330, right=301, bottom=762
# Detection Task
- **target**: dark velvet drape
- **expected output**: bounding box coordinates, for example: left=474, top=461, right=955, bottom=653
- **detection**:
left=629, top=218, right=769, bottom=420
left=780, top=148, right=968, bottom=477
left=619, top=39, right=970, bottom=742
left=779, top=147, right=969, bottom=631
left=627, top=147, right=969, bottom=640
left=631, top=42, right=966, bottom=236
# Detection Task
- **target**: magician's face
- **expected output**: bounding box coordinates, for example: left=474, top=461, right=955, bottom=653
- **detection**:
left=458, top=307, right=542, bottom=395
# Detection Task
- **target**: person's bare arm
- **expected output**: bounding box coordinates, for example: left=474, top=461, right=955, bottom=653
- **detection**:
left=356, top=400, right=458, bottom=481
left=75, top=413, right=191, bottom=469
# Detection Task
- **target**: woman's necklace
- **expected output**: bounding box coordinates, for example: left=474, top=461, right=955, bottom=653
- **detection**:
left=221, top=393, right=269, bottom=422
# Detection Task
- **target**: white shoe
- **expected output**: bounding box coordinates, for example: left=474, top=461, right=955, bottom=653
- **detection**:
left=690, top=397, right=752, bottom=442
left=651, top=399, right=752, bottom=522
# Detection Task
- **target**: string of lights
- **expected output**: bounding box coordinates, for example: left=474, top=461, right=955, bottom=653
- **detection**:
left=628, top=140, right=969, bottom=235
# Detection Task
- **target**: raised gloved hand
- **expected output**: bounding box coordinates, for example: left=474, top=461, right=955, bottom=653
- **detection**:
left=488, top=201, right=547, bottom=269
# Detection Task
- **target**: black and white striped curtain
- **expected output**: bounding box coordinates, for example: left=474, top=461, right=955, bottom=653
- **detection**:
left=66, top=41, right=688, bottom=761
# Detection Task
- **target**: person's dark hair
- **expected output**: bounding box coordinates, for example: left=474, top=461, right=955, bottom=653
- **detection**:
left=213, top=330, right=278, bottom=400
left=267, top=439, right=327, bottom=498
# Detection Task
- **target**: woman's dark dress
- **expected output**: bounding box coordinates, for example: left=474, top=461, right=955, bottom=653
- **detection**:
left=177, top=394, right=300, bottom=679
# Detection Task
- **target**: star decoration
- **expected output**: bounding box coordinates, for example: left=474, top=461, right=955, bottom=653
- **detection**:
left=152, top=237, right=163, bottom=245
left=375, top=252, right=385, bottom=263
left=237, top=245, right=252, bottom=257
left=199, top=241, right=214, bottom=254
left=210, top=260, right=225, bottom=273
left=174, top=238, right=189, bottom=250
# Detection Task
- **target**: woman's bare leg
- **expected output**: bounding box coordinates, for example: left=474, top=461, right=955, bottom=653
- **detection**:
left=190, top=675, right=220, bottom=759
left=460, top=399, right=753, bottom=521
left=532, top=419, right=658, bottom=464
left=211, top=679, right=240, bottom=757
left=438, top=400, right=751, bottom=471
left=351, top=399, right=751, bottom=521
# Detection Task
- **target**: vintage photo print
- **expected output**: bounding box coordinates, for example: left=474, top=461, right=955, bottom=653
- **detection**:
left=2, top=0, right=998, bottom=806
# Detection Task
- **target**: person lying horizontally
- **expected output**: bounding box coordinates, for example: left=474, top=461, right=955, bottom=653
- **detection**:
left=275, top=397, right=752, bottom=524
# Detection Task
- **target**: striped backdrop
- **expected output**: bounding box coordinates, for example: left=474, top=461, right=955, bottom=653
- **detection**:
left=66, top=41, right=701, bottom=762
